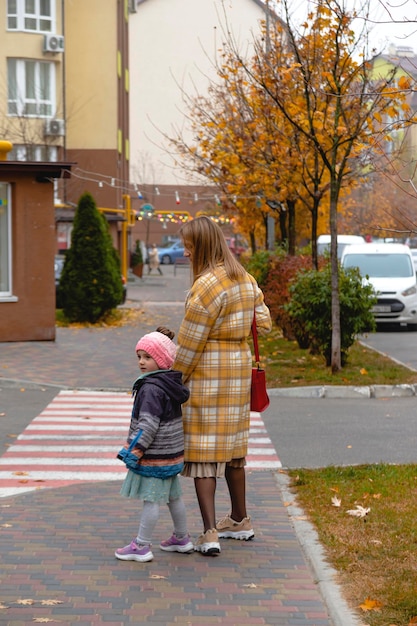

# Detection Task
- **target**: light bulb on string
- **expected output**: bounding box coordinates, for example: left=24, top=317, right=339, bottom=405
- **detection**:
left=175, top=191, right=180, bottom=205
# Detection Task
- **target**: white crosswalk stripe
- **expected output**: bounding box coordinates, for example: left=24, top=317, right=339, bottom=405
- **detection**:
left=0, top=389, right=281, bottom=497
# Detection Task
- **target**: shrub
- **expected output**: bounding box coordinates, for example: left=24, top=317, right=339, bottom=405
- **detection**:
left=131, top=239, right=144, bottom=267
left=59, top=192, right=123, bottom=323
left=242, top=249, right=273, bottom=287
left=262, top=251, right=313, bottom=341
left=285, top=264, right=376, bottom=366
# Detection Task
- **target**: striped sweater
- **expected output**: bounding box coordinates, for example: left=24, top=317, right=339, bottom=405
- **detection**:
left=123, top=370, right=189, bottom=479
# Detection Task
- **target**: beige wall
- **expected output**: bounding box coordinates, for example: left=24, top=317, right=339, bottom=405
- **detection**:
left=129, top=0, right=268, bottom=185
left=64, top=1, right=118, bottom=150
left=0, top=2, right=64, bottom=145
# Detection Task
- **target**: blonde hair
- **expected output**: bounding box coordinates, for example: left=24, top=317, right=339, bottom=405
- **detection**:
left=178, top=216, right=246, bottom=281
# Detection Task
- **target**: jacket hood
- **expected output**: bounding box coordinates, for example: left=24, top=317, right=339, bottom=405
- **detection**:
left=133, top=370, right=189, bottom=404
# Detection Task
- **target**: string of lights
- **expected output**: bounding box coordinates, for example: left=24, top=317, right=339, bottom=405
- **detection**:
left=62, top=167, right=265, bottom=206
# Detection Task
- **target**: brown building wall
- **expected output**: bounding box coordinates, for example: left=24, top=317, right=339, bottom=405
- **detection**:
left=0, top=164, right=70, bottom=342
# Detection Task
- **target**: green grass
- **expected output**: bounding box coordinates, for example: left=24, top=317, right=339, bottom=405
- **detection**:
left=258, top=326, right=417, bottom=388
left=288, top=465, right=417, bottom=625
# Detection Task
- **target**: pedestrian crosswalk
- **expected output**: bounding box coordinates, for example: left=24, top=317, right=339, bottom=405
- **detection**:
left=0, top=390, right=281, bottom=497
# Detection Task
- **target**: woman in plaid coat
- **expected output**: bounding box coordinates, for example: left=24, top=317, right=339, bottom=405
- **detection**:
left=173, top=216, right=271, bottom=555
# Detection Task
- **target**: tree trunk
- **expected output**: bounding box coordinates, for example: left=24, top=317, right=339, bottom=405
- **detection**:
left=329, top=179, right=341, bottom=373
left=287, top=199, right=296, bottom=256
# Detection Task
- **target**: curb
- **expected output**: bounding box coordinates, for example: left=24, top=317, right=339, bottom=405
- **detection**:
left=268, top=384, right=417, bottom=398
left=275, top=471, right=362, bottom=626
left=2, top=376, right=417, bottom=398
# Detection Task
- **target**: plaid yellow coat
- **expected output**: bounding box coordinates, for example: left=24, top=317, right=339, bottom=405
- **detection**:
left=173, top=265, right=272, bottom=463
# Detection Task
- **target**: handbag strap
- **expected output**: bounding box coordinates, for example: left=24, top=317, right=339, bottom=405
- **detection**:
left=251, top=311, right=260, bottom=365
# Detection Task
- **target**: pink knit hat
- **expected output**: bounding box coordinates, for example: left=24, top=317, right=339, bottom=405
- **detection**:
left=135, top=331, right=177, bottom=369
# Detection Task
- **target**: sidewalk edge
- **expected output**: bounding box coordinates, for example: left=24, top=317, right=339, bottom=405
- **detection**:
left=274, top=471, right=362, bottom=626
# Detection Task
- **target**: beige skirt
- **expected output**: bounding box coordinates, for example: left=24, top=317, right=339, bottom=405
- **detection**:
left=181, top=458, right=246, bottom=478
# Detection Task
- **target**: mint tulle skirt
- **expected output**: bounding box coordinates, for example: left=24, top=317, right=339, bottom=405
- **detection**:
left=120, top=470, right=182, bottom=503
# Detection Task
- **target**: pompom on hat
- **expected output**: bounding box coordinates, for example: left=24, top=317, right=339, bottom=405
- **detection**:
left=135, top=331, right=177, bottom=369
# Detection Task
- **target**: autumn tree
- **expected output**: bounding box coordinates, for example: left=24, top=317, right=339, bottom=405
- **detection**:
left=247, top=0, right=414, bottom=370
left=171, top=0, right=414, bottom=371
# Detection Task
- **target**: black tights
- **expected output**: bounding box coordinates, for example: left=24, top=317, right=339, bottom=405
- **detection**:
left=194, top=465, right=247, bottom=532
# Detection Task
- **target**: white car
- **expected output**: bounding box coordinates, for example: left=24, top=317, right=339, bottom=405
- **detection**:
left=410, top=249, right=417, bottom=273
left=341, top=243, right=417, bottom=327
left=317, top=234, right=365, bottom=259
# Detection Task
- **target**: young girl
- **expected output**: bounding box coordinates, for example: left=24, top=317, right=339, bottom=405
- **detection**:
left=115, top=326, right=192, bottom=562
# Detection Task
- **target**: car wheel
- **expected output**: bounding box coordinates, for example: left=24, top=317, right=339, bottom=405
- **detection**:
left=161, top=255, right=172, bottom=265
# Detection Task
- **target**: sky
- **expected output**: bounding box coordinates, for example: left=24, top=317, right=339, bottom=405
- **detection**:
left=272, top=0, right=417, bottom=54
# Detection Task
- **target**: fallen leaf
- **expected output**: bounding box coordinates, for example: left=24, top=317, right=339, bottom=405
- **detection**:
left=40, top=600, right=63, bottom=606
left=331, top=496, right=341, bottom=507
left=243, top=583, right=257, bottom=588
left=0, top=603, right=9, bottom=609
left=150, top=574, right=166, bottom=579
left=13, top=471, right=29, bottom=476
left=360, top=368, right=368, bottom=375
left=1, top=523, right=12, bottom=528
left=0, top=412, right=5, bottom=416
left=16, top=599, right=35, bottom=605
left=330, top=486, right=339, bottom=493
left=284, top=501, right=294, bottom=507
left=347, top=505, right=370, bottom=518
left=409, top=617, right=417, bottom=625
left=33, top=619, right=58, bottom=623
left=358, top=596, right=383, bottom=611
left=346, top=445, right=352, bottom=449
left=20, top=388, right=26, bottom=392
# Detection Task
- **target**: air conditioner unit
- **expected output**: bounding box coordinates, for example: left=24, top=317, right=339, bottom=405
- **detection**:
left=44, top=119, right=65, bottom=137
left=43, top=34, right=64, bottom=53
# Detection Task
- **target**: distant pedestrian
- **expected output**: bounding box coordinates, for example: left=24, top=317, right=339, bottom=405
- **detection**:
left=148, top=243, right=163, bottom=275
left=115, top=326, right=192, bottom=563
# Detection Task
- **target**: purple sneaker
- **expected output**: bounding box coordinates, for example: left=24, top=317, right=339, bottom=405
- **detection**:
left=115, top=540, right=153, bottom=562
left=159, top=533, right=194, bottom=553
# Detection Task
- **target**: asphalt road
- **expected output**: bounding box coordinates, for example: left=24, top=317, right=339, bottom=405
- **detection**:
left=360, top=326, right=417, bottom=372
left=263, top=394, right=417, bottom=469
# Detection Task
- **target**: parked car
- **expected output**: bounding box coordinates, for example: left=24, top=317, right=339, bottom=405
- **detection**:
left=54, top=255, right=65, bottom=308
left=157, top=241, right=185, bottom=264
left=317, top=234, right=366, bottom=259
left=411, top=249, right=417, bottom=273
left=54, top=255, right=127, bottom=308
left=341, top=243, right=417, bottom=327
left=225, top=236, right=248, bottom=257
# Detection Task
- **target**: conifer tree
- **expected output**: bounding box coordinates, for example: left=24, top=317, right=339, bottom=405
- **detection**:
left=59, top=192, right=123, bottom=322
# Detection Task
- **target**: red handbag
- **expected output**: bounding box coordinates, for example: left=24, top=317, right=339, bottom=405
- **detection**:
left=250, top=313, right=270, bottom=412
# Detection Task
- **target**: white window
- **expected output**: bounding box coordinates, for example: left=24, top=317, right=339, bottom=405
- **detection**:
left=8, top=58, right=55, bottom=117
left=8, top=144, right=58, bottom=162
left=7, top=0, right=54, bottom=33
left=0, top=184, right=12, bottom=297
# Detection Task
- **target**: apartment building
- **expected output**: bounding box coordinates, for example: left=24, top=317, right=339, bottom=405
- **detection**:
left=1, top=0, right=273, bottom=256
left=1, top=0, right=130, bottom=252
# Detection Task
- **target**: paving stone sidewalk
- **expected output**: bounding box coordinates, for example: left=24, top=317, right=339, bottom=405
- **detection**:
left=1, top=473, right=333, bottom=626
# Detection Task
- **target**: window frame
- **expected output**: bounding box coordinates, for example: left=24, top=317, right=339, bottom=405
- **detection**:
left=7, top=0, right=54, bottom=33
left=7, top=58, right=56, bottom=118
left=0, top=183, right=15, bottom=300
